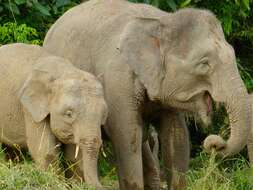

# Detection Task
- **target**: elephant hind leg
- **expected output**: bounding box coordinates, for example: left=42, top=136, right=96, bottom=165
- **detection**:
left=142, top=140, right=160, bottom=190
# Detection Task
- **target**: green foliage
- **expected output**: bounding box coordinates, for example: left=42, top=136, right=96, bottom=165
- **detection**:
left=128, top=0, right=253, bottom=39
left=98, top=143, right=117, bottom=180
left=0, top=22, right=42, bottom=45
left=238, top=61, right=253, bottom=92
left=0, top=0, right=81, bottom=37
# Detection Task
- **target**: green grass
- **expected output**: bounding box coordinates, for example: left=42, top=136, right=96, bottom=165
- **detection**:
left=0, top=148, right=118, bottom=190
left=187, top=152, right=253, bottom=190
left=0, top=148, right=252, bottom=190
left=0, top=160, right=93, bottom=190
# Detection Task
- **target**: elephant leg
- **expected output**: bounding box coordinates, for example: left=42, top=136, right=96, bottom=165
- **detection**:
left=63, top=144, right=84, bottom=180
left=159, top=110, right=190, bottom=190
left=106, top=105, right=144, bottom=190
left=247, top=128, right=253, bottom=165
left=24, top=110, right=60, bottom=169
left=148, top=127, right=160, bottom=168
left=142, top=140, right=160, bottom=190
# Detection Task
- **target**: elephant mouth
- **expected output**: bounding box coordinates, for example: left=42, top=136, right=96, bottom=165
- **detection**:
left=55, top=133, right=74, bottom=144
left=166, top=90, right=213, bottom=123
left=195, top=91, right=213, bottom=126
left=182, top=90, right=213, bottom=115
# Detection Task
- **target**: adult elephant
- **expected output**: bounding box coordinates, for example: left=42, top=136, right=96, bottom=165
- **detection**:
left=44, top=0, right=251, bottom=189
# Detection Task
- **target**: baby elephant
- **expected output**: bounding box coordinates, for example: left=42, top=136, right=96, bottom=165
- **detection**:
left=0, top=43, right=107, bottom=189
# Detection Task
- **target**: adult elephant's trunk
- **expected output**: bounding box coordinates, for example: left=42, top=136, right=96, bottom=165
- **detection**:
left=204, top=68, right=252, bottom=156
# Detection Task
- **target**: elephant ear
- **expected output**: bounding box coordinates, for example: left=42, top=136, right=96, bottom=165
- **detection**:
left=101, top=104, right=108, bottom=126
left=118, top=17, right=165, bottom=100
left=19, top=56, right=73, bottom=122
left=19, top=69, right=52, bottom=122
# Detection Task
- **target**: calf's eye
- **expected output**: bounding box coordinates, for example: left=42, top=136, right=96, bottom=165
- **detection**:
left=65, top=110, right=73, bottom=118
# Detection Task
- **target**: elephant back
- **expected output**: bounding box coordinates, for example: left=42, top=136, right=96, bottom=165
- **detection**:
left=0, top=43, right=46, bottom=147
left=43, top=0, right=167, bottom=75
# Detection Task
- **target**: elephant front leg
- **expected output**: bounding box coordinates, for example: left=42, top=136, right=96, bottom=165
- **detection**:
left=142, top=140, right=160, bottom=190
left=106, top=104, right=144, bottom=190
left=159, top=110, right=190, bottom=190
left=24, top=110, right=60, bottom=169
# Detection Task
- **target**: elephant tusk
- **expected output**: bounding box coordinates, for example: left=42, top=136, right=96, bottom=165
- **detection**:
left=75, top=144, right=80, bottom=159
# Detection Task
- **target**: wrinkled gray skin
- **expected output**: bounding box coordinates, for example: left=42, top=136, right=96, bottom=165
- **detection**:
left=247, top=95, right=253, bottom=165
left=0, top=43, right=107, bottom=189
left=148, top=113, right=190, bottom=190
left=44, top=0, right=251, bottom=189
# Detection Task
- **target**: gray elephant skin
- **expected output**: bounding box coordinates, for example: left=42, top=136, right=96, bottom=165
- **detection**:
left=247, top=94, right=253, bottom=165
left=0, top=43, right=108, bottom=189
left=43, top=0, right=251, bottom=189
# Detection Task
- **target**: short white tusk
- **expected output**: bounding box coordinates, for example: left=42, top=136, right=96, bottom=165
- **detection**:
left=75, top=144, right=80, bottom=159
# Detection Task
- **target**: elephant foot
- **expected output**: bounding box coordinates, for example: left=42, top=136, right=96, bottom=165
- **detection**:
left=122, top=179, right=144, bottom=190
left=170, top=172, right=187, bottom=190
left=143, top=169, right=160, bottom=190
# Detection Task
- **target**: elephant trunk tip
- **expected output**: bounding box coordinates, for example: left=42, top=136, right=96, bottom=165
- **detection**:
left=203, top=134, right=246, bottom=157
left=203, top=135, right=228, bottom=156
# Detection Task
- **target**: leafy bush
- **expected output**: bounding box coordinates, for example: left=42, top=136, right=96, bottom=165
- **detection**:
left=0, top=22, right=41, bottom=45
left=0, top=0, right=82, bottom=37
left=129, top=0, right=253, bottom=37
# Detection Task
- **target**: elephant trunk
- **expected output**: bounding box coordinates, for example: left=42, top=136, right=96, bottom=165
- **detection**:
left=204, top=73, right=252, bottom=156
left=74, top=119, right=103, bottom=189
left=77, top=136, right=102, bottom=189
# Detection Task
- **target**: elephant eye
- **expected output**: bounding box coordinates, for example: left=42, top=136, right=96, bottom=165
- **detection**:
left=63, top=109, right=76, bottom=121
left=65, top=110, right=73, bottom=118
left=62, top=109, right=76, bottom=124
left=195, top=58, right=210, bottom=75
left=199, top=57, right=209, bottom=66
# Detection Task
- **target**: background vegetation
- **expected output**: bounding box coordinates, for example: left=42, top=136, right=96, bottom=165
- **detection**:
left=0, top=0, right=253, bottom=189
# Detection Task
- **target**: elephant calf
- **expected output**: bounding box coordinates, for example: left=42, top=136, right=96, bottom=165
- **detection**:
left=0, top=43, right=108, bottom=189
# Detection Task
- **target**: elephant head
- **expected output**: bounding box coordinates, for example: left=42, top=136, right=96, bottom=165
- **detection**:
left=19, top=56, right=108, bottom=188
left=119, top=8, right=251, bottom=156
